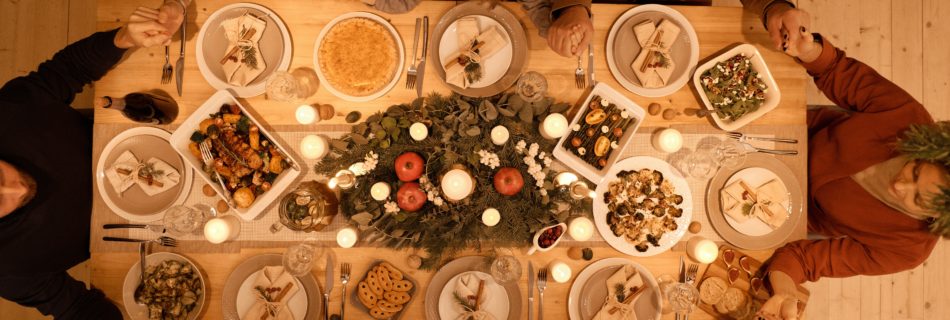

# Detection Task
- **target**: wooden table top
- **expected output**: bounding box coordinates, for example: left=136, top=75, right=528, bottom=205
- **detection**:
left=91, top=1, right=809, bottom=319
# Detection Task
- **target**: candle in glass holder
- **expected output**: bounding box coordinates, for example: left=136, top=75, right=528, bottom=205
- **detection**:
left=332, top=170, right=356, bottom=190
left=300, top=135, right=328, bottom=160
left=482, top=208, right=501, bottom=227
left=409, top=122, right=428, bottom=141
left=568, top=216, right=594, bottom=241
left=203, top=215, right=241, bottom=244
left=554, top=172, right=579, bottom=186
left=491, top=126, right=510, bottom=145
left=336, top=227, right=358, bottom=248
left=370, top=182, right=391, bottom=201
left=539, top=113, right=569, bottom=139
left=652, top=128, right=684, bottom=153
left=549, top=260, right=573, bottom=283
left=295, top=104, right=317, bottom=125
left=441, top=168, right=474, bottom=201
left=569, top=181, right=596, bottom=200
left=686, top=237, right=719, bottom=264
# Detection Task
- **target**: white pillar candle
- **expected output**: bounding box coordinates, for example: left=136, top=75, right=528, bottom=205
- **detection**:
left=336, top=227, right=358, bottom=248
left=203, top=215, right=241, bottom=244
left=295, top=104, right=317, bottom=124
left=482, top=208, right=501, bottom=226
left=441, top=169, right=474, bottom=201
left=370, top=182, right=391, bottom=201
left=539, top=113, right=569, bottom=140
left=652, top=128, right=684, bottom=153
left=549, top=261, right=573, bottom=283
left=299, top=135, right=328, bottom=160
left=686, top=237, right=719, bottom=264
left=348, top=162, right=368, bottom=176
left=490, top=126, right=510, bottom=145
left=568, top=216, right=594, bottom=241
left=554, top=172, right=579, bottom=186
left=409, top=122, right=428, bottom=141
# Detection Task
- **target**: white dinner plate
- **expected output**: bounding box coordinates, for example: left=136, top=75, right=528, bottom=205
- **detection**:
left=438, top=271, right=510, bottom=320
left=96, top=127, right=193, bottom=222
left=722, top=167, right=791, bottom=236
left=123, top=252, right=206, bottom=320
left=234, top=269, right=308, bottom=319
left=222, top=254, right=322, bottom=320
left=568, top=258, right=662, bottom=320
left=437, top=15, right=513, bottom=89
left=196, top=2, right=293, bottom=98
left=592, top=156, right=693, bottom=257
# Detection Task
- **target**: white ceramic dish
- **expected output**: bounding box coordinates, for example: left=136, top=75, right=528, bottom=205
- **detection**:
left=722, top=167, right=791, bottom=236
left=568, top=257, right=662, bottom=320
left=196, top=3, right=293, bottom=98
left=313, top=12, right=405, bottom=102
left=605, top=4, right=699, bottom=97
left=123, top=252, right=206, bottom=320
left=592, top=156, right=693, bottom=257
left=222, top=254, right=322, bottom=320
left=526, top=222, right=567, bottom=255
left=437, top=14, right=513, bottom=89
left=234, top=269, right=308, bottom=319
left=96, top=127, right=193, bottom=222
left=693, top=43, right=781, bottom=131
left=552, top=82, right=647, bottom=185
left=438, top=271, right=510, bottom=320
left=168, top=90, right=302, bottom=221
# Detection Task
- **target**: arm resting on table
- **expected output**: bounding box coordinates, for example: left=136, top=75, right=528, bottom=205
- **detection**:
left=767, top=236, right=937, bottom=284
left=0, top=28, right=128, bottom=107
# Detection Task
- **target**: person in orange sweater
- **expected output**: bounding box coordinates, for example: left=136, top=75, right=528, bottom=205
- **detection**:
left=739, top=1, right=950, bottom=319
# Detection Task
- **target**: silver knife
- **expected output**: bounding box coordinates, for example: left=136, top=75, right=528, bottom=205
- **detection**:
left=104, top=224, right=166, bottom=233
left=324, top=255, right=334, bottom=320
left=415, top=16, right=429, bottom=98
left=175, top=8, right=186, bottom=96
left=676, top=256, right=685, bottom=320
left=527, top=261, right=535, bottom=320
left=587, top=15, right=595, bottom=86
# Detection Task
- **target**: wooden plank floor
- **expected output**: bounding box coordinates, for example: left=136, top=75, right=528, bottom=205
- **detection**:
left=1, top=1, right=947, bottom=319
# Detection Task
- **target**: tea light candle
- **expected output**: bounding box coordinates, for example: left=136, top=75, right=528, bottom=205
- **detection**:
left=409, top=122, right=428, bottom=141
left=336, top=227, right=358, bottom=248
left=568, top=216, right=594, bottom=241
left=329, top=170, right=356, bottom=190
left=348, top=162, right=368, bottom=176
left=441, top=168, right=475, bottom=201
left=299, top=135, right=328, bottom=160
left=569, top=181, right=596, bottom=200
left=549, top=260, right=573, bottom=283
left=539, top=113, right=569, bottom=139
left=554, top=172, right=579, bottom=186
left=490, top=126, right=510, bottom=145
left=370, top=182, right=391, bottom=201
left=203, top=215, right=241, bottom=244
left=295, top=104, right=317, bottom=124
left=687, top=237, right=719, bottom=264
left=652, top=128, right=684, bottom=153
left=482, top=208, right=501, bottom=226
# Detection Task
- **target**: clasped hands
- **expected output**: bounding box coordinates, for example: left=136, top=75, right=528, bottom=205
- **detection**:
left=114, top=0, right=187, bottom=49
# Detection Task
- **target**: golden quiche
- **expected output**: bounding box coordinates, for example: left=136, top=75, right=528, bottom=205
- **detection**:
left=318, top=18, right=397, bottom=97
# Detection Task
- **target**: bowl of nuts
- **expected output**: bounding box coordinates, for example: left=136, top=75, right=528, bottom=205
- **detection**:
left=527, top=223, right=567, bottom=255
left=553, top=83, right=646, bottom=185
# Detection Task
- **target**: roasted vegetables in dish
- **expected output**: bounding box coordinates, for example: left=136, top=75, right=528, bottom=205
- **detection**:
left=135, top=260, right=203, bottom=320
left=603, top=168, right=685, bottom=252
left=188, top=104, right=290, bottom=208
left=560, top=95, right=639, bottom=170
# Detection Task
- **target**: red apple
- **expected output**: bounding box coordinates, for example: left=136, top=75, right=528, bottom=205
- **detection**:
left=396, top=182, right=427, bottom=212
left=394, top=152, right=425, bottom=182
left=493, top=167, right=524, bottom=196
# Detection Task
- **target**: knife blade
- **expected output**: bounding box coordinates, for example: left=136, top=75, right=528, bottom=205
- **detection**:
left=324, top=255, right=334, bottom=320
left=175, top=8, right=186, bottom=96
left=677, top=256, right=685, bottom=320
left=415, top=16, right=429, bottom=98
left=587, top=15, right=595, bottom=86
left=103, top=224, right=166, bottom=233
left=527, top=261, right=535, bottom=320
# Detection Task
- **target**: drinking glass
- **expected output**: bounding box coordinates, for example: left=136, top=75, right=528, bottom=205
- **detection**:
left=282, top=239, right=323, bottom=277
left=265, top=71, right=299, bottom=102
left=683, top=145, right=717, bottom=179
left=665, top=282, right=700, bottom=315
left=715, top=139, right=747, bottom=169
left=163, top=205, right=209, bottom=236
left=489, top=255, right=523, bottom=284
left=656, top=274, right=677, bottom=314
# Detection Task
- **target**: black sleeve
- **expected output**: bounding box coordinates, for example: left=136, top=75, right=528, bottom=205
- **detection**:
left=0, top=28, right=128, bottom=106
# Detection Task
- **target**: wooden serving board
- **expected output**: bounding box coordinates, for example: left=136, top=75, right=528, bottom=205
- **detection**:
left=695, top=246, right=809, bottom=319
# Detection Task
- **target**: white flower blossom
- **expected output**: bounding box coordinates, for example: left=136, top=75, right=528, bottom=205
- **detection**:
left=384, top=201, right=400, bottom=213
left=477, top=150, right=501, bottom=169
left=543, top=158, right=552, bottom=166
left=433, top=197, right=445, bottom=206
left=539, top=189, right=548, bottom=197
left=516, top=140, right=527, bottom=153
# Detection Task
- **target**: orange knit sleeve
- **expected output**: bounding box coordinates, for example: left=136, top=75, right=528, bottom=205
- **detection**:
left=767, top=236, right=936, bottom=284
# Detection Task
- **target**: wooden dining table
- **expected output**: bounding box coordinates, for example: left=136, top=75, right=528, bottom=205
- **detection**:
left=90, top=1, right=810, bottom=319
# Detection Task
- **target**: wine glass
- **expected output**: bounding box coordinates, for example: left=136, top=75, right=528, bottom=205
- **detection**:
left=489, top=255, right=523, bottom=284
left=715, top=139, right=747, bottom=169
left=656, top=274, right=677, bottom=314
left=665, top=282, right=700, bottom=315
left=282, top=239, right=323, bottom=277
left=683, top=144, right=717, bottom=179
left=163, top=205, right=209, bottom=236
left=265, top=71, right=299, bottom=102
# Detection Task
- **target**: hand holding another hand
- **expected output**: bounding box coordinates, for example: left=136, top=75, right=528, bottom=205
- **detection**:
left=765, top=4, right=821, bottom=63
left=546, top=5, right=593, bottom=57
left=114, top=0, right=187, bottom=49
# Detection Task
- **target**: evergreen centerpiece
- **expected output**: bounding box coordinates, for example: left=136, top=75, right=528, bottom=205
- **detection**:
left=315, top=92, right=591, bottom=269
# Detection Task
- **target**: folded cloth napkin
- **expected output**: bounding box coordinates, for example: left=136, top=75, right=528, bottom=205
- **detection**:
left=244, top=266, right=299, bottom=320
left=222, top=12, right=267, bottom=86
left=105, top=150, right=139, bottom=195
left=105, top=151, right=181, bottom=196
left=721, top=179, right=790, bottom=229
left=592, top=264, right=644, bottom=320
left=360, top=0, right=421, bottom=14
left=631, top=19, right=681, bottom=88
left=444, top=22, right=509, bottom=89
left=452, top=272, right=496, bottom=320
left=138, top=157, right=181, bottom=196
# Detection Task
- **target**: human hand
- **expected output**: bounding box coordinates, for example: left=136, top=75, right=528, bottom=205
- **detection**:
left=765, top=4, right=821, bottom=62
left=755, top=293, right=803, bottom=320
left=546, top=5, right=593, bottom=57
left=114, top=16, right=171, bottom=49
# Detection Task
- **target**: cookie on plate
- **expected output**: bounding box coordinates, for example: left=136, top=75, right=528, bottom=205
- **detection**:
left=369, top=306, right=395, bottom=320
left=384, top=291, right=411, bottom=305
left=357, top=282, right=378, bottom=308
left=715, top=287, right=748, bottom=314
left=377, top=299, right=405, bottom=313
left=377, top=266, right=394, bottom=291
left=699, top=276, right=729, bottom=305
left=392, top=279, right=413, bottom=292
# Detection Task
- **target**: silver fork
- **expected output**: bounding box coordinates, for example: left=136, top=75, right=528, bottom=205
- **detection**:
left=161, top=46, right=173, bottom=84
left=684, top=264, right=699, bottom=320
left=406, top=18, right=421, bottom=90
left=575, top=55, right=586, bottom=89
left=537, top=268, right=548, bottom=320
left=199, top=140, right=234, bottom=205
left=103, top=236, right=178, bottom=247
left=726, top=131, right=798, bottom=144
left=340, top=263, right=351, bottom=320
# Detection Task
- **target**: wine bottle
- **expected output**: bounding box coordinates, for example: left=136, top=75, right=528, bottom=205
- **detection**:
left=95, top=92, right=177, bottom=124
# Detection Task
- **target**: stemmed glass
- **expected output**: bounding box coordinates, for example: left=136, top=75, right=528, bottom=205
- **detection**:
left=489, top=255, right=523, bottom=284
left=282, top=238, right=324, bottom=277
left=684, top=140, right=748, bottom=179
left=162, top=204, right=213, bottom=236
left=265, top=67, right=319, bottom=102
left=665, top=282, right=700, bottom=315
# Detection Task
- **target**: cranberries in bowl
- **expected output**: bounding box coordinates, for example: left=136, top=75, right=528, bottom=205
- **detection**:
left=527, top=223, right=567, bottom=255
